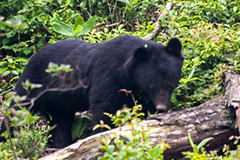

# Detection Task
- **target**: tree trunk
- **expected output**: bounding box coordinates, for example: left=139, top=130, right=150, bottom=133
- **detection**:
left=39, top=71, right=240, bottom=160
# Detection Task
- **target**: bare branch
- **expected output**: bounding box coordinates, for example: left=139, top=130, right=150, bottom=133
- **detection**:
left=10, top=83, right=85, bottom=111
left=142, top=2, right=173, bottom=41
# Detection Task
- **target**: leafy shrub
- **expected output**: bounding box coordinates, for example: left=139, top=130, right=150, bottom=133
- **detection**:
left=0, top=106, right=49, bottom=159
left=0, top=0, right=95, bottom=59
left=0, top=56, right=28, bottom=91
left=0, top=62, right=78, bottom=159
left=183, top=133, right=240, bottom=160
left=155, top=0, right=240, bottom=108
left=95, top=94, right=170, bottom=160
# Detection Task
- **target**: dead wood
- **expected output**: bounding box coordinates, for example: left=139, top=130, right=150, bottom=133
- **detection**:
left=222, top=70, right=240, bottom=134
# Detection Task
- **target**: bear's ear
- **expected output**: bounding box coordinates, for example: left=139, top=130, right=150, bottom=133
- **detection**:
left=134, top=47, right=151, bottom=61
left=165, top=38, right=182, bottom=57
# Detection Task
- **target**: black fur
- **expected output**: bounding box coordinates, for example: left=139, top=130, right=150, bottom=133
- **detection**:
left=0, top=35, right=183, bottom=148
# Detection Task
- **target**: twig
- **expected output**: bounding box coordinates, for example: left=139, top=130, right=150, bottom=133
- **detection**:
left=142, top=2, right=173, bottom=41
left=43, top=147, right=59, bottom=154
left=105, top=0, right=113, bottom=24
left=94, top=22, right=106, bottom=28
left=99, top=22, right=121, bottom=30
left=96, top=2, right=127, bottom=31
left=10, top=83, right=86, bottom=111
left=2, top=110, right=17, bottom=159
left=0, top=88, right=13, bottom=97
left=112, top=0, right=118, bottom=22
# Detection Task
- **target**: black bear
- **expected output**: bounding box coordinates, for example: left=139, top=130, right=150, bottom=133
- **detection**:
left=0, top=35, right=183, bottom=148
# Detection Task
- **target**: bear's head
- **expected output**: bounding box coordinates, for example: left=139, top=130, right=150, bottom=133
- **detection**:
left=126, top=38, right=183, bottom=111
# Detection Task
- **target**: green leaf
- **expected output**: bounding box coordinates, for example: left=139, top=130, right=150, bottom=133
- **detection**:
left=7, top=58, right=13, bottom=64
left=8, top=63, right=16, bottom=69
left=0, top=60, right=7, bottom=65
left=233, top=6, right=238, bottom=13
left=154, top=145, right=160, bottom=155
left=73, top=25, right=83, bottom=35
left=188, top=132, right=198, bottom=153
left=65, top=0, right=71, bottom=6
left=180, top=77, right=204, bottom=84
left=92, top=124, right=101, bottom=131
left=72, top=115, right=91, bottom=139
left=197, top=137, right=213, bottom=149
left=2, top=38, right=10, bottom=45
left=3, top=15, right=27, bottom=30
left=30, top=83, right=43, bottom=90
left=15, top=58, right=28, bottom=63
left=230, top=150, right=237, bottom=157
left=219, top=0, right=226, bottom=5
left=11, top=70, right=19, bottom=75
left=0, top=66, right=8, bottom=74
left=3, top=130, right=8, bottom=139
left=6, top=31, right=16, bottom=38
left=23, top=48, right=33, bottom=55
left=117, top=0, right=133, bottom=7
left=57, top=0, right=63, bottom=5
left=18, top=23, right=28, bottom=29
left=108, top=145, right=115, bottom=154
left=78, top=17, right=95, bottom=36
left=3, top=70, right=11, bottom=76
left=74, top=15, right=84, bottom=29
left=10, top=76, right=19, bottom=83
left=51, top=20, right=73, bottom=36
left=187, top=67, right=195, bottom=80
left=132, top=0, right=138, bottom=5
left=103, top=124, right=111, bottom=130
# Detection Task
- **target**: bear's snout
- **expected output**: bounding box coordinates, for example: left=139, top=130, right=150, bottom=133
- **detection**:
left=152, top=98, right=168, bottom=112
left=155, top=104, right=168, bottom=111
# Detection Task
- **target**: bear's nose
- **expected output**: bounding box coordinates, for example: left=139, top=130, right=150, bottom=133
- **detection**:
left=155, top=104, right=168, bottom=111
left=152, top=97, right=168, bottom=111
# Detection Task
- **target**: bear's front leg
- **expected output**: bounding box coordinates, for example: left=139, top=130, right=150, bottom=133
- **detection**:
left=89, top=83, right=126, bottom=134
left=48, top=112, right=75, bottom=148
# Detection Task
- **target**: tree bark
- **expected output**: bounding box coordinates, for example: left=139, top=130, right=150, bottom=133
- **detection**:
left=149, top=95, right=237, bottom=159
left=39, top=70, right=240, bottom=160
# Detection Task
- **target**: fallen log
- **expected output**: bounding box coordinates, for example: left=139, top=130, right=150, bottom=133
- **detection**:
left=39, top=70, right=240, bottom=160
